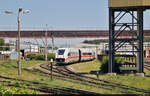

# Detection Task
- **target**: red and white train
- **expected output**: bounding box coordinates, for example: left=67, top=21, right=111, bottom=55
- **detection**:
left=55, top=48, right=95, bottom=64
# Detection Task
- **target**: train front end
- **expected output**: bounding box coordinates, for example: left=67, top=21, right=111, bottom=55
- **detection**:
left=55, top=48, right=68, bottom=64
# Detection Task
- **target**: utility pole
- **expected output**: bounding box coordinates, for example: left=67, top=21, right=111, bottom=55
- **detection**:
left=51, top=31, right=54, bottom=53
left=50, top=59, right=53, bottom=80
left=45, top=24, right=48, bottom=61
left=17, top=8, right=22, bottom=75
left=5, top=8, right=30, bottom=75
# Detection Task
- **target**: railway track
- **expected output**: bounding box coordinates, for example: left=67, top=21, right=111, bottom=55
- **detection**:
left=39, top=63, right=150, bottom=94
left=144, top=61, right=150, bottom=71
left=0, top=75, right=101, bottom=95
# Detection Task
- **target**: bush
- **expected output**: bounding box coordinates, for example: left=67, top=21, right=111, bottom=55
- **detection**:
left=100, top=56, right=125, bottom=73
left=27, top=53, right=56, bottom=61
left=100, top=56, right=109, bottom=73
left=35, top=54, right=45, bottom=60
left=26, top=54, right=36, bottom=60
left=47, top=53, right=55, bottom=60
left=0, top=85, right=38, bottom=94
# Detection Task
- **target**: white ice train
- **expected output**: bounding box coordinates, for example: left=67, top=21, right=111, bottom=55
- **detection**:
left=55, top=48, right=95, bottom=64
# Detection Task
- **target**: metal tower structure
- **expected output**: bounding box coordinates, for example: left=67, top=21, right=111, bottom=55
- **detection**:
left=108, top=0, right=150, bottom=75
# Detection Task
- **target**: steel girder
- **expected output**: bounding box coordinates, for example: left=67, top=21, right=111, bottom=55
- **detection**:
left=109, top=7, right=144, bottom=73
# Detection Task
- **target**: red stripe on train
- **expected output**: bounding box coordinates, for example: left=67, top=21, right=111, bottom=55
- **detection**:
left=65, top=55, right=93, bottom=61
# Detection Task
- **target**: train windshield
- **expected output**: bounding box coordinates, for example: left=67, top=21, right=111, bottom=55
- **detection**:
left=58, top=49, right=65, bottom=55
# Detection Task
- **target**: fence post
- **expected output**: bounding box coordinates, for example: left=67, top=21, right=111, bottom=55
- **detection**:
left=50, top=59, right=53, bottom=81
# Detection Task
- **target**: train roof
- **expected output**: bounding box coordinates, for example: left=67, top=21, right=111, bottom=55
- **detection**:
left=57, top=48, right=78, bottom=50
left=57, top=48, right=93, bottom=50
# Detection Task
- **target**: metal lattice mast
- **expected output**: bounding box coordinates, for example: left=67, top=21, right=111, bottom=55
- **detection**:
left=108, top=0, right=150, bottom=75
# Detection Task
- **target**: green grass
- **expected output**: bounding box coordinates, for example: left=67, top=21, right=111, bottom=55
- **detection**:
left=0, top=60, right=47, bottom=68
left=69, top=59, right=150, bottom=94
left=0, top=60, right=48, bottom=94
left=69, top=59, right=100, bottom=72
left=0, top=59, right=119, bottom=94
left=0, top=84, right=38, bottom=94
left=0, top=59, right=117, bottom=94
left=100, top=75, right=150, bottom=90
left=0, top=60, right=48, bottom=80
left=0, top=59, right=150, bottom=94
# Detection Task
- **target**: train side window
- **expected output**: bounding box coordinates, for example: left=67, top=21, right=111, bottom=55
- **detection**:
left=83, top=53, right=90, bottom=56
left=73, top=52, right=75, bottom=56
left=68, top=53, right=71, bottom=56
left=70, top=52, right=76, bottom=56
left=83, top=53, right=92, bottom=55
left=83, top=53, right=86, bottom=56
left=71, top=52, right=73, bottom=56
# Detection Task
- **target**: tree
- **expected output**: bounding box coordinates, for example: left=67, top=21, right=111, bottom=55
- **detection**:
left=4, top=46, right=10, bottom=51
left=0, top=39, right=4, bottom=51
left=0, top=39, right=4, bottom=46
left=83, top=39, right=108, bottom=44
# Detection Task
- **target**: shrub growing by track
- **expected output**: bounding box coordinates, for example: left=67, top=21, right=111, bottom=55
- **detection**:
left=27, top=54, right=36, bottom=60
left=27, top=53, right=55, bottom=60
left=100, top=56, right=125, bottom=73
left=35, top=54, right=45, bottom=60
left=47, top=53, right=55, bottom=60
left=0, top=85, right=37, bottom=94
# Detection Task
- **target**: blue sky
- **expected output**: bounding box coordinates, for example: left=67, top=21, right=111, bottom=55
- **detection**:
left=0, top=0, right=108, bottom=30
left=0, top=0, right=150, bottom=29
left=0, top=0, right=150, bottom=46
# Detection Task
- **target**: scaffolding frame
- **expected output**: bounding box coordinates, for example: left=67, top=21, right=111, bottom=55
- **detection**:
left=108, top=6, right=150, bottom=73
